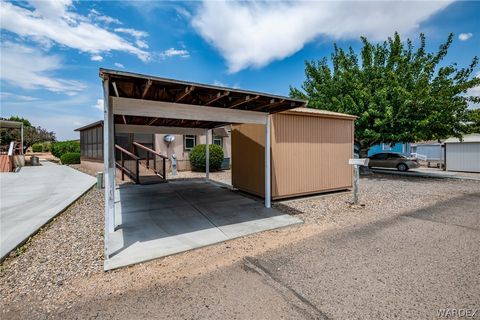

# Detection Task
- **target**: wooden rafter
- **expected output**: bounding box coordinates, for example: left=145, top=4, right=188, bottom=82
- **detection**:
left=228, top=95, right=260, bottom=109
left=205, top=91, right=229, bottom=106
left=175, top=86, right=195, bottom=103
left=252, top=99, right=285, bottom=111
left=112, top=82, right=120, bottom=97
left=141, top=80, right=152, bottom=99
left=147, top=117, right=158, bottom=126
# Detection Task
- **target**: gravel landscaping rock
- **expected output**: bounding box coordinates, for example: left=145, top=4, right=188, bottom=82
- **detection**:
left=1, top=173, right=479, bottom=319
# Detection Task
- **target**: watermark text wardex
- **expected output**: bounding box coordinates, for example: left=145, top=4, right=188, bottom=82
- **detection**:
left=437, top=308, right=478, bottom=318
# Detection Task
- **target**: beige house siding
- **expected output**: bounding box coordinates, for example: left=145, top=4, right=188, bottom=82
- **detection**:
left=232, top=110, right=355, bottom=200
left=154, top=126, right=231, bottom=171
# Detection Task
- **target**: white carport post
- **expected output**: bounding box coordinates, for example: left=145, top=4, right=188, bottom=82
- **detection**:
left=102, top=77, right=115, bottom=258
left=265, top=115, right=271, bottom=208
left=205, top=129, right=210, bottom=181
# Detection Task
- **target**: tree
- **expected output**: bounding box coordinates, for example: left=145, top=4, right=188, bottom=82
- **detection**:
left=290, top=33, right=480, bottom=157
left=1, top=116, right=55, bottom=150
left=465, top=108, right=480, bottom=133
left=23, top=126, right=56, bottom=149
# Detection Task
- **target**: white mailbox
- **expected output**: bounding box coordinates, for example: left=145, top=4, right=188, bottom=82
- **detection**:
left=348, top=158, right=370, bottom=166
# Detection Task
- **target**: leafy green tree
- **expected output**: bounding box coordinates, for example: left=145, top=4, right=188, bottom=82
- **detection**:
left=1, top=116, right=55, bottom=150
left=465, top=108, right=480, bottom=133
left=290, top=33, right=480, bottom=157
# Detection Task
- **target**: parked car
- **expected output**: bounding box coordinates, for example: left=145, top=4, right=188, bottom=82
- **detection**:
left=368, top=152, right=419, bottom=171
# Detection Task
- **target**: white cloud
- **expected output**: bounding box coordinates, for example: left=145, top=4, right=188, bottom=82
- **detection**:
left=90, top=54, right=103, bottom=62
left=114, top=62, right=125, bottom=69
left=192, top=0, right=453, bottom=72
left=0, top=1, right=150, bottom=62
left=0, top=92, right=39, bottom=102
left=0, top=42, right=85, bottom=94
left=458, top=32, right=473, bottom=41
left=88, top=9, right=122, bottom=25
left=114, top=27, right=148, bottom=39
left=159, top=48, right=190, bottom=59
left=136, top=39, right=149, bottom=49
left=1, top=94, right=101, bottom=140
left=92, top=99, right=104, bottom=111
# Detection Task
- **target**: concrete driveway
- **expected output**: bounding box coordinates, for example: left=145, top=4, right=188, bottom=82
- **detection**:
left=106, top=180, right=302, bottom=270
left=54, top=192, right=479, bottom=319
left=0, top=161, right=95, bottom=259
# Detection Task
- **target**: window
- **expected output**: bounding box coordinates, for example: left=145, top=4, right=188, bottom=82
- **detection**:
left=213, top=136, right=223, bottom=147
left=184, top=135, right=196, bottom=150
left=387, top=153, right=402, bottom=159
left=371, top=153, right=388, bottom=160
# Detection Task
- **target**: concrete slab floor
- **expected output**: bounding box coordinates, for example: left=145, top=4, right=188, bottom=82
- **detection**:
left=105, top=180, right=302, bottom=270
left=0, top=161, right=96, bottom=259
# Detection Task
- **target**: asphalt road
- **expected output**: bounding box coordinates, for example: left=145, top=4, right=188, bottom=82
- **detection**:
left=53, top=192, right=479, bottom=319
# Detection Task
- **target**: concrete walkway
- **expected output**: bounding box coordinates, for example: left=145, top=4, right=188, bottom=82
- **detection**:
left=0, top=161, right=96, bottom=259
left=106, top=180, right=302, bottom=270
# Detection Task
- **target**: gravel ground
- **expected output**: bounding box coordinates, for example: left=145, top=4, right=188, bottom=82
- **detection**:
left=1, top=173, right=479, bottom=318
left=168, top=169, right=232, bottom=185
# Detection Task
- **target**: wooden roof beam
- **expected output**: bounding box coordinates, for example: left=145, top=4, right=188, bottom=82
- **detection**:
left=112, top=82, right=120, bottom=97
left=205, top=91, right=229, bottom=106
left=228, top=95, right=260, bottom=109
left=142, top=80, right=152, bottom=99
left=147, top=117, right=158, bottom=125
left=175, top=86, right=195, bottom=103
left=251, top=99, right=285, bottom=111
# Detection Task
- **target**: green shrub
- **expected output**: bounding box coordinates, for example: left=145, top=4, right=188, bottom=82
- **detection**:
left=60, top=152, right=80, bottom=164
left=51, top=140, right=80, bottom=158
left=189, top=144, right=224, bottom=171
left=31, top=143, right=43, bottom=152
left=42, top=142, right=52, bottom=152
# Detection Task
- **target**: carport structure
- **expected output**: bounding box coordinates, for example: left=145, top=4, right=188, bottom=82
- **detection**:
left=100, top=69, right=306, bottom=268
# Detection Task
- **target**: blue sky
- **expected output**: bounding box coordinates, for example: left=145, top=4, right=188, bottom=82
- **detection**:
left=1, top=0, right=479, bottom=140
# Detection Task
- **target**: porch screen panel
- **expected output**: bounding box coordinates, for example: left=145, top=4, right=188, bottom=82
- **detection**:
left=80, top=126, right=104, bottom=160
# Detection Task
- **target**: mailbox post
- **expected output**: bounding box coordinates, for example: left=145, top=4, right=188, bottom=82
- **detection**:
left=348, top=158, right=369, bottom=204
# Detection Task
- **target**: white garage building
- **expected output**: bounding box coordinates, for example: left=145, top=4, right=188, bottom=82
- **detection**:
left=444, top=134, right=480, bottom=173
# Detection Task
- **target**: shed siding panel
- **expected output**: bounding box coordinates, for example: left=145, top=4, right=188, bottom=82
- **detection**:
left=271, top=114, right=353, bottom=199
left=446, top=143, right=480, bottom=172
left=232, top=112, right=354, bottom=200
left=231, top=124, right=265, bottom=197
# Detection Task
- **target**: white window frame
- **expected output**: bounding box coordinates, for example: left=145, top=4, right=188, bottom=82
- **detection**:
left=382, top=143, right=392, bottom=151
left=184, top=135, right=197, bottom=150
left=213, top=135, right=223, bottom=147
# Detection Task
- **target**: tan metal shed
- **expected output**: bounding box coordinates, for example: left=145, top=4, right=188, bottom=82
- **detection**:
left=232, top=108, right=356, bottom=200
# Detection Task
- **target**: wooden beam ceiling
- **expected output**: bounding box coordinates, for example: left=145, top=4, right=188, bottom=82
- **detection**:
left=175, top=86, right=195, bottom=103
left=205, top=91, right=230, bottom=106
left=228, top=95, right=260, bottom=109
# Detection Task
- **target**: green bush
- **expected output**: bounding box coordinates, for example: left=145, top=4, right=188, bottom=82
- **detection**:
left=31, top=143, right=43, bottom=152
left=189, top=144, right=224, bottom=171
left=60, top=152, right=80, bottom=165
left=51, top=140, right=80, bottom=158
left=42, top=142, right=52, bottom=152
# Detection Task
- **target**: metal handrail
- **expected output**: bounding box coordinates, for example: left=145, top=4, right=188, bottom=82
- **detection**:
left=115, top=144, right=140, bottom=160
left=132, top=142, right=167, bottom=180
left=132, top=142, right=168, bottom=159
left=115, top=144, right=140, bottom=183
